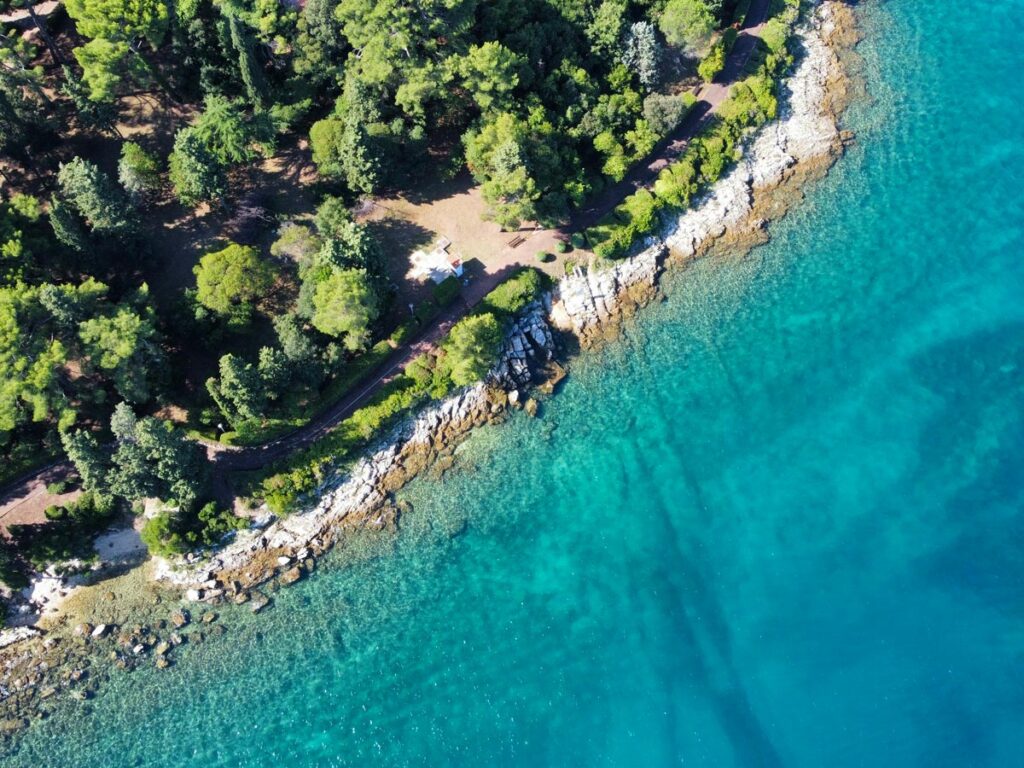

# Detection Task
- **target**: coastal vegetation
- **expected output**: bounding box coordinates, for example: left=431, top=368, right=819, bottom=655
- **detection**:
left=259, top=267, right=549, bottom=514
left=584, top=0, right=800, bottom=258
left=0, top=0, right=794, bottom=577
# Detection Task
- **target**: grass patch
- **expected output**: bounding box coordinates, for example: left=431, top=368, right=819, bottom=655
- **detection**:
left=480, top=267, right=550, bottom=319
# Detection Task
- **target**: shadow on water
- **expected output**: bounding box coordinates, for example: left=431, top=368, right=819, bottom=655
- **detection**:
left=903, top=320, right=1024, bottom=614
left=617, top=427, right=785, bottom=768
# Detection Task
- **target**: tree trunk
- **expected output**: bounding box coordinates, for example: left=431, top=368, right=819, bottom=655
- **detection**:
left=27, top=5, right=64, bottom=68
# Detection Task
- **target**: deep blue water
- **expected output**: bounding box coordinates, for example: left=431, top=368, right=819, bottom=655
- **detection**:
left=6, top=0, right=1024, bottom=765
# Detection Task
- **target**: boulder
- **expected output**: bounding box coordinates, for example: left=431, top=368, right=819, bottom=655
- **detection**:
left=155, top=657, right=171, bottom=669
left=170, top=610, right=190, bottom=628
left=280, top=566, right=303, bottom=585
left=250, top=593, right=271, bottom=614
left=154, top=641, right=170, bottom=657
left=524, top=398, right=539, bottom=417
left=73, top=623, right=94, bottom=638
left=538, top=362, right=567, bottom=394
left=90, top=624, right=111, bottom=639
left=201, top=612, right=218, bottom=624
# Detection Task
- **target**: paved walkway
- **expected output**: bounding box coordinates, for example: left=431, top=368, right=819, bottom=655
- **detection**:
left=0, top=0, right=772, bottom=519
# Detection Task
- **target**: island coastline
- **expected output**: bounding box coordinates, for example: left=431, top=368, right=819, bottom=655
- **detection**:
left=0, top=0, right=862, bottom=733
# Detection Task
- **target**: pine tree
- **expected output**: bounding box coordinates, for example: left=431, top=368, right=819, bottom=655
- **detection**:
left=56, top=158, right=138, bottom=240
left=60, top=428, right=111, bottom=494
left=169, top=127, right=227, bottom=207
left=622, top=22, right=662, bottom=88
left=206, top=353, right=266, bottom=426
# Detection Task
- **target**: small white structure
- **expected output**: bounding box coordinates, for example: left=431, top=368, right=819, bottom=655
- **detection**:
left=408, top=237, right=463, bottom=284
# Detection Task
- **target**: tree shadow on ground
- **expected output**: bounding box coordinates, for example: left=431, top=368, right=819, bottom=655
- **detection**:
left=366, top=216, right=436, bottom=258
left=394, top=170, right=475, bottom=206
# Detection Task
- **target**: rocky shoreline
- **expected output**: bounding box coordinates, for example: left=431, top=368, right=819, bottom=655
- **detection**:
left=0, top=0, right=861, bottom=734
left=160, top=301, right=562, bottom=599
left=551, top=0, right=859, bottom=347
left=176, top=1, right=859, bottom=601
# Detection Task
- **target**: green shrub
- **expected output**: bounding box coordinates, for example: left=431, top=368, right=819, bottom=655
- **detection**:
left=220, top=418, right=304, bottom=446
left=389, top=319, right=417, bottom=346
left=440, top=313, right=503, bottom=386
left=141, top=503, right=248, bottom=557
left=140, top=512, right=181, bottom=557
left=481, top=268, right=548, bottom=317
left=0, top=538, right=28, bottom=590
left=570, top=232, right=587, bottom=250
left=432, top=276, right=461, bottom=307
left=698, top=41, right=727, bottom=83
left=118, top=142, right=162, bottom=199
left=761, top=18, right=789, bottom=55
left=46, top=480, right=69, bottom=495
left=555, top=240, right=570, bottom=254
left=722, top=27, right=739, bottom=53
left=414, top=300, right=440, bottom=325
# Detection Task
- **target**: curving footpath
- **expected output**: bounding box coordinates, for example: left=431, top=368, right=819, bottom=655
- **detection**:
left=0, top=0, right=772, bottom=521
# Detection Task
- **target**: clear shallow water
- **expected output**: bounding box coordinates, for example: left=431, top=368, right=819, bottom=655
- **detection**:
left=7, top=0, right=1024, bottom=765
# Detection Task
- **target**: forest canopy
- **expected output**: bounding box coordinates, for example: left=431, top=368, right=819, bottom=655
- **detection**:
left=0, top=0, right=788, bottom=563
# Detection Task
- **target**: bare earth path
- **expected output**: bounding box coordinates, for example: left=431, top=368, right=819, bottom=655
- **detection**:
left=1, top=0, right=771, bottom=519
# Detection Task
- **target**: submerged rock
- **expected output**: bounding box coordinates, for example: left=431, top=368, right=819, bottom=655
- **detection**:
left=250, top=593, right=271, bottom=614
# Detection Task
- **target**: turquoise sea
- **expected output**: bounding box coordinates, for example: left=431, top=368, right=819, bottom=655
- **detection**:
left=7, top=0, right=1024, bottom=764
